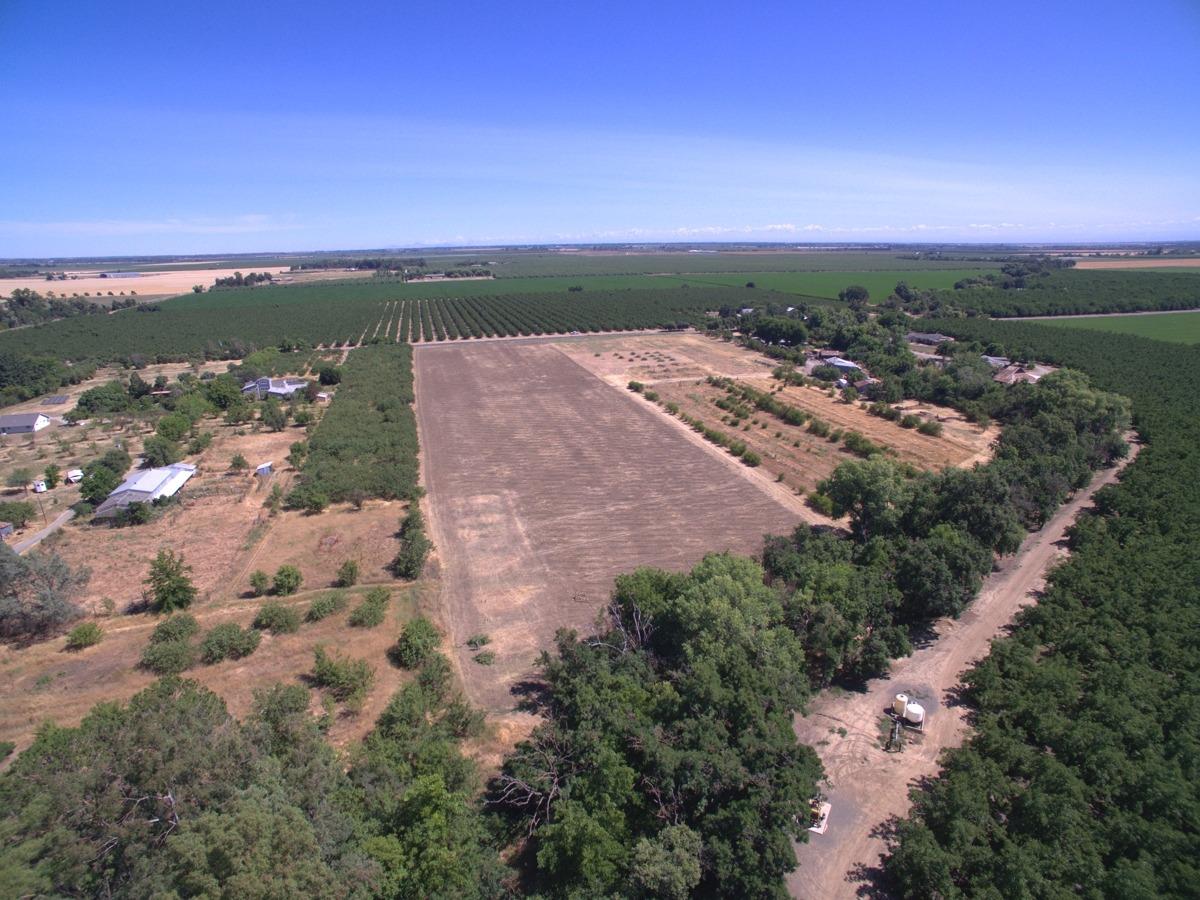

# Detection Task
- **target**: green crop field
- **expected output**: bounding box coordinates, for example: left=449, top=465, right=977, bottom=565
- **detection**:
left=0, top=282, right=809, bottom=364
left=1036, top=310, right=1200, bottom=344
left=643, top=268, right=990, bottom=300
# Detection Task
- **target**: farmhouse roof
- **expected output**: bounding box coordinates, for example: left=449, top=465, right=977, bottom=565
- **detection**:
left=93, top=463, right=197, bottom=518
left=0, top=412, right=49, bottom=428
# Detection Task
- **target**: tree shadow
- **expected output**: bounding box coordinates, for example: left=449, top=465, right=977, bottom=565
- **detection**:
left=847, top=815, right=904, bottom=899
left=510, top=678, right=552, bottom=714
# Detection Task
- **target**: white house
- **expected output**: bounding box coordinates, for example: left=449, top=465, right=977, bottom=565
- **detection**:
left=241, top=377, right=309, bottom=400
left=93, top=463, right=197, bottom=519
left=0, top=413, right=51, bottom=435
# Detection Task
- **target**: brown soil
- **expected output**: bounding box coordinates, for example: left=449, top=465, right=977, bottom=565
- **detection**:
left=0, top=585, right=419, bottom=761
left=0, top=412, right=422, bottom=756
left=560, top=333, right=996, bottom=498
left=786, top=440, right=1140, bottom=898
left=413, top=339, right=804, bottom=734
left=1071, top=258, right=1200, bottom=269
left=0, top=269, right=291, bottom=300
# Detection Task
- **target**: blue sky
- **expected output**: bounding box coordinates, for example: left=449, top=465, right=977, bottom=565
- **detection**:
left=1, top=0, right=1198, bottom=256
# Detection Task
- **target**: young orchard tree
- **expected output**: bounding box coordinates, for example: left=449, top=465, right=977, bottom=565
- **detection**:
left=145, top=549, right=198, bottom=614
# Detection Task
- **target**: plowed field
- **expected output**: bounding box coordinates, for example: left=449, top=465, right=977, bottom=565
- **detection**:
left=413, top=339, right=804, bottom=715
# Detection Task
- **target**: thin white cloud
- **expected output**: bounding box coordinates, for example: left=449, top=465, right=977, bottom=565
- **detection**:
left=0, top=214, right=299, bottom=237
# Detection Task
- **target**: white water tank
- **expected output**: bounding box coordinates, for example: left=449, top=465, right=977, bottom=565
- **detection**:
left=903, top=701, right=925, bottom=726
left=892, top=693, right=909, bottom=717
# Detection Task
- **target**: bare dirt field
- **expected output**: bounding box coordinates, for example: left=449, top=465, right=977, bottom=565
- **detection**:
left=786, top=440, right=1139, bottom=899
left=1071, top=257, right=1200, bottom=269
left=0, top=584, right=420, bottom=760
left=0, top=267, right=291, bottom=300
left=0, top=409, right=424, bottom=757
left=559, top=333, right=996, bottom=497
left=413, top=338, right=805, bottom=721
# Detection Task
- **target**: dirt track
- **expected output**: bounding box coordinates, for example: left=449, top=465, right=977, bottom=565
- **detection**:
left=788, top=439, right=1140, bottom=899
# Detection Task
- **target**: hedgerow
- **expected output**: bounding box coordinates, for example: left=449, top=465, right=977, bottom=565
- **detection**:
left=290, top=343, right=419, bottom=504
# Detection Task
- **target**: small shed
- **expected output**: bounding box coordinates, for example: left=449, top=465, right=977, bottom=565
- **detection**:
left=255, top=461, right=273, bottom=477
left=0, top=522, right=13, bottom=539
left=65, top=468, right=84, bottom=484
left=32, top=480, right=47, bottom=493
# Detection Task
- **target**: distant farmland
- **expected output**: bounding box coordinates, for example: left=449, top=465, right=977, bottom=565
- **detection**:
left=1037, top=310, right=1200, bottom=344
left=644, top=268, right=989, bottom=299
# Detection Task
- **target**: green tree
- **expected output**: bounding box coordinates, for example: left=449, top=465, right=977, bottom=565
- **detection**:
left=230, top=453, right=249, bottom=472
left=145, top=549, right=197, bottom=613
left=249, top=570, right=270, bottom=597
left=80, top=464, right=120, bottom=505
left=821, top=457, right=914, bottom=540
left=141, top=435, right=180, bottom=468
left=336, top=559, right=359, bottom=587
left=155, top=412, right=191, bottom=442
left=273, top=564, right=303, bottom=596
left=42, top=464, right=61, bottom=489
left=631, top=825, right=703, bottom=900
left=391, top=616, right=439, bottom=668
left=6, top=467, right=33, bottom=493
left=261, top=400, right=288, bottom=432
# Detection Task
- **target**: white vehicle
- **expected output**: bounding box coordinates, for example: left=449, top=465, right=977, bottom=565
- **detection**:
left=32, top=480, right=48, bottom=493
left=808, top=801, right=832, bottom=835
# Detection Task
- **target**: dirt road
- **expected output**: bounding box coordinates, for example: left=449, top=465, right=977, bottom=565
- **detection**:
left=788, top=440, right=1139, bottom=899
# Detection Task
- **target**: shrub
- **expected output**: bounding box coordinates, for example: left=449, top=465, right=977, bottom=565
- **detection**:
left=0, top=741, right=13, bottom=760
left=140, top=639, right=195, bottom=675
left=312, top=645, right=374, bottom=709
left=643, top=390, right=659, bottom=402
left=391, top=506, right=431, bottom=579
left=665, top=401, right=680, bottom=415
left=900, top=414, right=922, bottom=429
left=808, top=418, right=830, bottom=437
left=253, top=601, right=300, bottom=634
left=807, top=491, right=835, bottom=517
left=65, top=622, right=103, bottom=651
left=249, top=570, right=270, bottom=597
left=272, top=565, right=303, bottom=596
left=474, top=650, right=496, bottom=666
left=200, top=623, right=261, bottom=663
left=335, top=559, right=359, bottom=588
left=150, top=613, right=198, bottom=644
left=917, top=419, right=944, bottom=437
left=742, top=450, right=762, bottom=467
left=390, top=616, right=440, bottom=668
left=229, top=453, right=249, bottom=472
left=348, top=587, right=390, bottom=628
left=306, top=592, right=348, bottom=622
left=627, top=381, right=644, bottom=393
left=466, top=633, right=491, bottom=650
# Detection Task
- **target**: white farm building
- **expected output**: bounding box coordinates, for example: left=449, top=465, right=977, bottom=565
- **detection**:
left=0, top=413, right=51, bottom=434
left=93, top=463, right=197, bottom=519
left=242, top=377, right=309, bottom=400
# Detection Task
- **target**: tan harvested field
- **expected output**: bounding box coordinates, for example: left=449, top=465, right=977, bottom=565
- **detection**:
left=0, top=267, right=291, bottom=300
left=1071, top=257, right=1200, bottom=269
left=0, top=584, right=419, bottom=759
left=560, top=332, right=996, bottom=496
left=0, top=400, right=427, bottom=756
left=413, top=338, right=806, bottom=720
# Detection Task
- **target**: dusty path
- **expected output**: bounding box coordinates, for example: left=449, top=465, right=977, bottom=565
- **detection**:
left=788, top=439, right=1139, bottom=899
left=12, top=509, right=75, bottom=554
